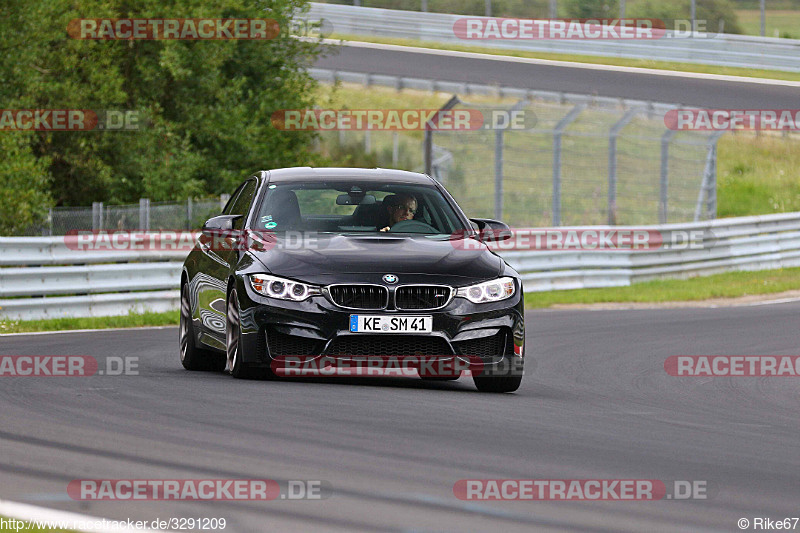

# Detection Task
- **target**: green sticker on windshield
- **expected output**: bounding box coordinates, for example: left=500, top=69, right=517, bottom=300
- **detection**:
left=265, top=221, right=277, bottom=229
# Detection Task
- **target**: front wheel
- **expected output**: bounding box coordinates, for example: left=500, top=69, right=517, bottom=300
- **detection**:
left=472, top=357, right=523, bottom=393
left=226, top=288, right=267, bottom=379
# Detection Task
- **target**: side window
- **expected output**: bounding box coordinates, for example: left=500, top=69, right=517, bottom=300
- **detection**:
left=227, top=179, right=258, bottom=228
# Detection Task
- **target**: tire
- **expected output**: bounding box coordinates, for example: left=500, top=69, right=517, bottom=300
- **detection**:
left=472, top=358, right=524, bottom=393
left=180, top=283, right=225, bottom=371
left=226, top=288, right=268, bottom=380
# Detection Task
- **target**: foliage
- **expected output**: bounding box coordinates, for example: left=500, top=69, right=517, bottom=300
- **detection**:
left=0, top=0, right=325, bottom=225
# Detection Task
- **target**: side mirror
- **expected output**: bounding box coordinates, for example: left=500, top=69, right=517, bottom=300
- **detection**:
left=202, top=215, right=241, bottom=236
left=470, top=218, right=513, bottom=242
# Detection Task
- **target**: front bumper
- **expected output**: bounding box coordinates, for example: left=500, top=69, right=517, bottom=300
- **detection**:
left=235, top=276, right=525, bottom=373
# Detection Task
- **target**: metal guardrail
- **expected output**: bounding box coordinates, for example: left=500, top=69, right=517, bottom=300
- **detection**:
left=304, top=2, right=800, bottom=72
left=3, top=212, right=800, bottom=320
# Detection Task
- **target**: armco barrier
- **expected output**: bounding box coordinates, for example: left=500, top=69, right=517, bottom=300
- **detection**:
left=303, top=2, right=800, bottom=72
left=2, top=212, right=800, bottom=320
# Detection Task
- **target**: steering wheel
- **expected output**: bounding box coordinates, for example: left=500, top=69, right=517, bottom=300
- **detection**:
left=389, top=219, right=439, bottom=234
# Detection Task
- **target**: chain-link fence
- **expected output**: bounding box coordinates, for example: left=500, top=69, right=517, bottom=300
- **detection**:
left=426, top=97, right=720, bottom=226
left=27, top=197, right=229, bottom=236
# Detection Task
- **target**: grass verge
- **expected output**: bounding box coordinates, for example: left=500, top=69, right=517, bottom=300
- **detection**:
left=524, top=267, right=800, bottom=308
left=0, top=310, right=178, bottom=335
left=736, top=9, right=800, bottom=39
left=326, top=34, right=800, bottom=82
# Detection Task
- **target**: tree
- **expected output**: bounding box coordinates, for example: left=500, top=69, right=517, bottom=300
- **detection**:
left=0, top=0, right=325, bottom=221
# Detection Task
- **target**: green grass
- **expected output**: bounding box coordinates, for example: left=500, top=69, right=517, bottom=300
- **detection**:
left=0, top=310, right=178, bottom=335
left=524, top=267, right=800, bottom=308
left=326, top=33, right=800, bottom=81
left=736, top=9, right=800, bottom=39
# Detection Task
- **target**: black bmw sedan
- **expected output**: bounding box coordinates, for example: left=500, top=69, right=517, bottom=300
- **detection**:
left=180, top=167, right=525, bottom=393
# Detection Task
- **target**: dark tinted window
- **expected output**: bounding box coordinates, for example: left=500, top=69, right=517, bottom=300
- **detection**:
left=226, top=179, right=258, bottom=228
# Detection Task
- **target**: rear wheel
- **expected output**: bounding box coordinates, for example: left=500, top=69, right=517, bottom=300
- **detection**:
left=180, top=283, right=224, bottom=371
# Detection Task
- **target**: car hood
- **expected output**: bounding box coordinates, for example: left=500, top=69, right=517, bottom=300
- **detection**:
left=249, top=233, right=503, bottom=285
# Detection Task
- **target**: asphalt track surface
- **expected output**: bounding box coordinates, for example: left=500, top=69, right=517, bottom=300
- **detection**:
left=314, top=42, right=800, bottom=108
left=2, top=304, right=799, bottom=532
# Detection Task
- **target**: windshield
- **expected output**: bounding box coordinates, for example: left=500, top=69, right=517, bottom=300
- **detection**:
left=254, top=180, right=469, bottom=236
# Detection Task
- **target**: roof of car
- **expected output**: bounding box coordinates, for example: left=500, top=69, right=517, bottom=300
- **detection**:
left=265, top=167, right=436, bottom=184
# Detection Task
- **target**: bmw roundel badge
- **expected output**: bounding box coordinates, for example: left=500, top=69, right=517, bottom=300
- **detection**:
left=382, top=274, right=398, bottom=284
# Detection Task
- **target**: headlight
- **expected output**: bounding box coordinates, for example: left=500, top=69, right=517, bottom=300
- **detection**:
left=249, top=274, right=320, bottom=301
left=456, top=277, right=516, bottom=303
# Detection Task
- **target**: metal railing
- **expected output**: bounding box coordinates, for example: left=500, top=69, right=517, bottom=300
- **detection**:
left=311, top=67, right=721, bottom=226
left=304, top=2, right=800, bottom=72
left=3, top=212, right=800, bottom=320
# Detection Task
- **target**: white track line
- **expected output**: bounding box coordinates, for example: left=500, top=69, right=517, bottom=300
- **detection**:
left=329, top=39, right=800, bottom=87
left=0, top=499, right=164, bottom=532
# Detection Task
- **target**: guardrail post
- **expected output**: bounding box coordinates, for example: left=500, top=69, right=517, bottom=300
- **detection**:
left=660, top=130, right=677, bottom=224
left=552, top=104, right=585, bottom=226
left=92, top=202, right=103, bottom=231
left=48, top=208, right=53, bottom=236
left=139, top=198, right=150, bottom=230
left=608, top=108, right=640, bottom=225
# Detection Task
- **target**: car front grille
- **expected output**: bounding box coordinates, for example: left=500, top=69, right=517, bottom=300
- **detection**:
left=324, top=335, right=454, bottom=357
left=395, top=285, right=452, bottom=310
left=327, top=285, right=388, bottom=310
left=452, top=331, right=508, bottom=358
left=266, top=329, right=321, bottom=357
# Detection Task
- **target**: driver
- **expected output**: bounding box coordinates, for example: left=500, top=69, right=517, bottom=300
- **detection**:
left=379, top=193, right=417, bottom=232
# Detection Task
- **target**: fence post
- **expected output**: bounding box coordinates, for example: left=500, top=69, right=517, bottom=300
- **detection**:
left=552, top=104, right=585, bottom=226
left=660, top=130, right=677, bottom=224
left=485, top=0, right=491, bottom=17
left=608, top=108, right=640, bottom=225
left=425, top=95, right=460, bottom=176
left=220, top=194, right=231, bottom=212
left=187, top=197, right=193, bottom=229
left=139, top=198, right=150, bottom=230
left=694, top=131, right=725, bottom=221
left=364, top=130, right=371, bottom=153
left=494, top=128, right=504, bottom=220
left=48, top=207, right=53, bottom=236
left=392, top=131, right=399, bottom=166
left=92, top=202, right=103, bottom=231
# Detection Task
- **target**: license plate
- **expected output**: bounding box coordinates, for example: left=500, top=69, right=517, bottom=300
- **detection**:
left=349, top=315, right=433, bottom=333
